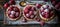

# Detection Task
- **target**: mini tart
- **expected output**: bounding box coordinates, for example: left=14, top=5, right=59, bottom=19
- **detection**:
left=39, top=5, right=55, bottom=22
left=23, top=5, right=37, bottom=20
left=6, top=5, right=21, bottom=20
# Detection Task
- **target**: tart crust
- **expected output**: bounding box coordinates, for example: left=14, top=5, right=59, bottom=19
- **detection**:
left=6, top=5, right=21, bottom=20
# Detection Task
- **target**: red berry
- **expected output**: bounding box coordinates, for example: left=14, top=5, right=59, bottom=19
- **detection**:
left=15, top=12, right=19, bottom=17
left=29, top=11, right=33, bottom=15
left=28, top=6, right=32, bottom=10
left=42, top=14, right=45, bottom=18
left=24, top=9, right=29, bottom=14
left=9, top=14, right=14, bottom=18
left=31, top=7, right=34, bottom=11
left=36, top=4, right=42, bottom=9
left=13, top=7, right=19, bottom=12
left=44, top=9, right=49, bottom=13
left=41, top=12, right=45, bottom=16
left=9, top=0, right=15, bottom=5
left=30, top=15, right=34, bottom=19
left=25, top=5, right=32, bottom=10
left=45, top=13, right=49, bottom=18
left=4, top=3, right=10, bottom=9
left=26, top=13, right=30, bottom=18
left=31, top=7, right=36, bottom=11
left=34, top=11, right=37, bottom=15
left=40, top=7, right=44, bottom=12
left=43, top=9, right=49, bottom=18
left=10, top=11, right=16, bottom=15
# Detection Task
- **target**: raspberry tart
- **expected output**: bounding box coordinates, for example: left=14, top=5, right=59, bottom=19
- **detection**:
left=39, top=5, right=55, bottom=21
left=6, top=5, right=21, bottom=20
left=23, top=5, right=37, bottom=20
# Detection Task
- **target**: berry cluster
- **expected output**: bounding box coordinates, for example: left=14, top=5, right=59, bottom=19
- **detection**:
left=4, top=0, right=16, bottom=9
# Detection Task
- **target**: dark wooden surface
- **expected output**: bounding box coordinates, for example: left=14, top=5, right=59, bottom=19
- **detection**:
left=0, top=21, right=60, bottom=27
left=0, top=0, right=60, bottom=27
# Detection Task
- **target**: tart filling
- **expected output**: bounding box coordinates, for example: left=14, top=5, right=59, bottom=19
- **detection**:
left=23, top=5, right=37, bottom=20
left=39, top=5, right=54, bottom=21
left=6, top=5, right=21, bottom=20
